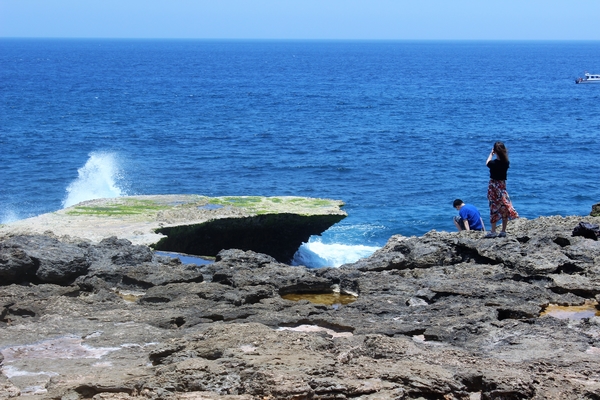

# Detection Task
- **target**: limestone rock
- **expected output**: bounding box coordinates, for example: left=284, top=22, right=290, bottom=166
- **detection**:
left=0, top=195, right=347, bottom=263
left=591, top=202, right=600, bottom=217
left=1, top=214, right=600, bottom=398
left=0, top=235, right=89, bottom=284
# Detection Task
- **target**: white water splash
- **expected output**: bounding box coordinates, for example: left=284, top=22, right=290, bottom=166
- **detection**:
left=62, top=152, right=126, bottom=208
left=0, top=208, right=20, bottom=224
left=292, top=239, right=379, bottom=268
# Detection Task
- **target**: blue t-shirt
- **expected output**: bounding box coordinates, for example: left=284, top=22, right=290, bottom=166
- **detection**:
left=459, top=204, right=483, bottom=230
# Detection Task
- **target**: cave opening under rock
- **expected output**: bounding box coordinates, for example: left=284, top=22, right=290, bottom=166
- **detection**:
left=152, top=213, right=345, bottom=263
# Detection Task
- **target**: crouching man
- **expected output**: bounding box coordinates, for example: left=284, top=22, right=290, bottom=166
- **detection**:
left=453, top=199, right=485, bottom=231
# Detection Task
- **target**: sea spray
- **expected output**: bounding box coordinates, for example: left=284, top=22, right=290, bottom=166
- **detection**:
left=0, top=208, right=20, bottom=224
left=62, top=152, right=126, bottom=208
left=292, top=239, right=379, bottom=268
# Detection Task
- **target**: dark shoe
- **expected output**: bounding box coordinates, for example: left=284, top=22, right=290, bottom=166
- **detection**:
left=484, top=232, right=498, bottom=238
left=498, top=232, right=506, bottom=238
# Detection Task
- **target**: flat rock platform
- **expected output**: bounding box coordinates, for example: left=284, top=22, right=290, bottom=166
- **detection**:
left=0, top=195, right=347, bottom=262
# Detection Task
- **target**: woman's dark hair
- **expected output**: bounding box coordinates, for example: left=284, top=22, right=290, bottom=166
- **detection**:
left=493, top=141, right=509, bottom=162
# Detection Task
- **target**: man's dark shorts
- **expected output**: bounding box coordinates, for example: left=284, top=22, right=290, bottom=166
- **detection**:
left=454, top=216, right=483, bottom=231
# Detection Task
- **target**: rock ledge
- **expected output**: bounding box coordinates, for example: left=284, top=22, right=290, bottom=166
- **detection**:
left=0, top=195, right=346, bottom=262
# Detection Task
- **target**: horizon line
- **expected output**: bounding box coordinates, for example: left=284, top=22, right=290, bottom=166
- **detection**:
left=2, top=37, right=600, bottom=42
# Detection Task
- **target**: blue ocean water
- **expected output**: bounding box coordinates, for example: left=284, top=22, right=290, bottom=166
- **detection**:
left=1, top=39, right=599, bottom=267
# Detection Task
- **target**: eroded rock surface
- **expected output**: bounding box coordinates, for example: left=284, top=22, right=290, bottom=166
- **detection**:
left=1, top=215, right=600, bottom=399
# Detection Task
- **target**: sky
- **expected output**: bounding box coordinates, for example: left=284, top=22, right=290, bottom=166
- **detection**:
left=0, top=0, right=599, bottom=41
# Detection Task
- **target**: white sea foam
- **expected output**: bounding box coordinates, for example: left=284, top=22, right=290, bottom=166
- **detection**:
left=62, top=152, right=126, bottom=208
left=1, top=365, right=58, bottom=378
left=292, top=239, right=379, bottom=268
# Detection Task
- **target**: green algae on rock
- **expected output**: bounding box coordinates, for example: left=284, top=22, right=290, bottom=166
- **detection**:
left=65, top=198, right=172, bottom=217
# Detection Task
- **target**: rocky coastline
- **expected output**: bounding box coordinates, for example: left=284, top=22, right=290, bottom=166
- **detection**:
left=1, top=205, right=600, bottom=398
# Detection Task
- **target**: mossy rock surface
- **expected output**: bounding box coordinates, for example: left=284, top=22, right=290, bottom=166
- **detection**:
left=65, top=199, right=172, bottom=217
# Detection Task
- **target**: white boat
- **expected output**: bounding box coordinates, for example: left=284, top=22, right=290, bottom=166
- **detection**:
left=575, top=72, right=600, bottom=84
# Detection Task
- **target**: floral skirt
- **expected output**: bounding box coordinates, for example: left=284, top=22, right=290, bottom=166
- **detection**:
left=487, top=179, right=519, bottom=224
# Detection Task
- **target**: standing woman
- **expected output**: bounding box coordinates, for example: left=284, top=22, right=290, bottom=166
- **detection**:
left=485, top=141, right=519, bottom=237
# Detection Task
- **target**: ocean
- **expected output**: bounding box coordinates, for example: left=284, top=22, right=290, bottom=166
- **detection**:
left=1, top=39, right=599, bottom=267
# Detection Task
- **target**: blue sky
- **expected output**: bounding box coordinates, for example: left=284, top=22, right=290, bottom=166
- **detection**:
left=1, top=0, right=598, bottom=40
